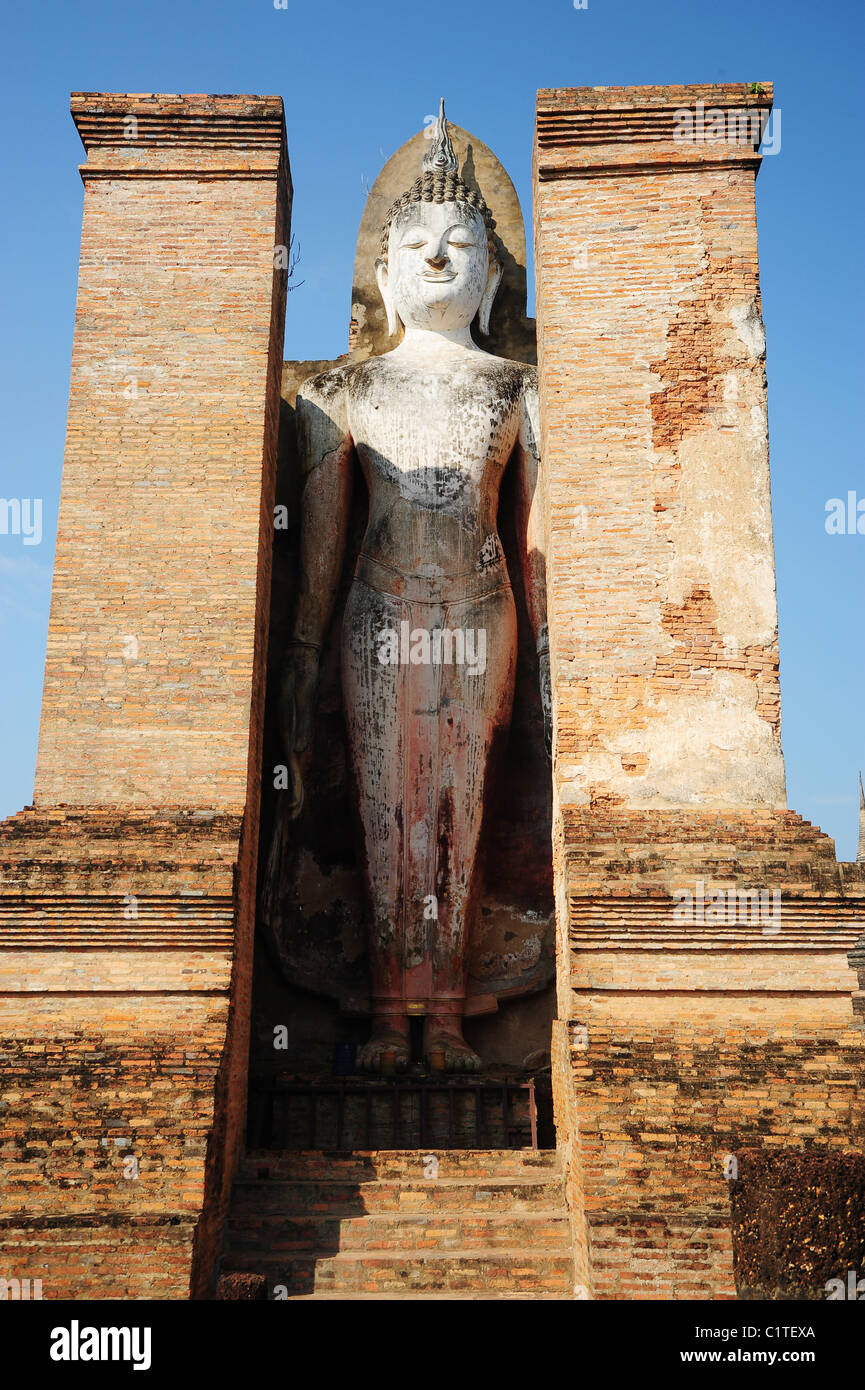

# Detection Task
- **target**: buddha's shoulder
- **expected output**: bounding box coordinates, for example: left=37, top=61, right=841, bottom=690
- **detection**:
left=476, top=350, right=536, bottom=374
left=358, top=349, right=536, bottom=388
left=469, top=354, right=537, bottom=412
left=298, top=352, right=536, bottom=400
left=297, top=359, right=358, bottom=409
left=476, top=353, right=537, bottom=389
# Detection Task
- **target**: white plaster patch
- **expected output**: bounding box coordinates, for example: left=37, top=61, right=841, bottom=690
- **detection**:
left=558, top=782, right=591, bottom=806
left=591, top=674, right=787, bottom=808
left=665, top=418, right=778, bottom=649
left=730, top=300, right=766, bottom=359
left=410, top=820, right=430, bottom=859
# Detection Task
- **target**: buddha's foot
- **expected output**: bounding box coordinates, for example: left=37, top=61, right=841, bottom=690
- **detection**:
left=424, top=1020, right=481, bottom=1074
left=357, top=1021, right=410, bottom=1073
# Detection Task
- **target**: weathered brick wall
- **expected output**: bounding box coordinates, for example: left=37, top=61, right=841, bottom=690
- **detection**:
left=0, top=94, right=290, bottom=1300
left=0, top=1224, right=198, bottom=1302
left=0, top=1010, right=225, bottom=1300
left=35, top=93, right=290, bottom=810
left=549, top=810, right=865, bottom=1298
left=560, top=1005, right=864, bottom=1300
left=534, top=83, right=785, bottom=812
left=0, top=810, right=239, bottom=1297
left=534, top=86, right=864, bottom=1300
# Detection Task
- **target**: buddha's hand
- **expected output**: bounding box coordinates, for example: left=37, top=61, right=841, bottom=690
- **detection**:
left=277, top=642, right=321, bottom=819
left=538, top=648, right=552, bottom=758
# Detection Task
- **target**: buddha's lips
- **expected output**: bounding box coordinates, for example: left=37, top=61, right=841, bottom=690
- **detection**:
left=421, top=270, right=456, bottom=282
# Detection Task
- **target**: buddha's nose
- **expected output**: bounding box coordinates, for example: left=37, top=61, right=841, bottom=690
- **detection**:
left=426, top=254, right=448, bottom=270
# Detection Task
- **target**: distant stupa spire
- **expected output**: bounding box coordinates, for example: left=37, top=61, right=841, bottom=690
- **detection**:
left=858, top=771, right=865, bottom=865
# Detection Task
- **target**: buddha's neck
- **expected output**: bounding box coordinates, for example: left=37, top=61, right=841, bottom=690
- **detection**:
left=393, top=324, right=482, bottom=358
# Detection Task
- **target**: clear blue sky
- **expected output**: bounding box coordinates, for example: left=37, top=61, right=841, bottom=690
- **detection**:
left=1, top=0, right=862, bottom=857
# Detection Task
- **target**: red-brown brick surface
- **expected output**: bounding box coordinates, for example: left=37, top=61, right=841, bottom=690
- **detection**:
left=0, top=810, right=243, bottom=1297
left=0, top=92, right=290, bottom=1300
left=535, top=83, right=864, bottom=1300
left=535, top=82, right=785, bottom=813
left=220, top=1150, right=574, bottom=1297
left=549, top=814, right=864, bottom=1299
left=35, top=93, right=290, bottom=811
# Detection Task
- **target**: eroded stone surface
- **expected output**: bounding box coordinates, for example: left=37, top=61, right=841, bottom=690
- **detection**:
left=276, top=112, right=549, bottom=1068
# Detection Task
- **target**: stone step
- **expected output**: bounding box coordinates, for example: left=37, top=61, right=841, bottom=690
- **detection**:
left=239, top=1148, right=560, bottom=1182
left=230, top=1175, right=565, bottom=1215
left=225, top=1210, right=572, bottom=1254
left=277, top=1291, right=571, bottom=1300
left=221, top=1147, right=574, bottom=1299
left=220, top=1247, right=574, bottom=1295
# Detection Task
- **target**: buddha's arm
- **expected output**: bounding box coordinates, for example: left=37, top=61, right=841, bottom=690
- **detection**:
left=514, top=377, right=552, bottom=753
left=281, top=375, right=354, bottom=756
left=293, top=380, right=354, bottom=647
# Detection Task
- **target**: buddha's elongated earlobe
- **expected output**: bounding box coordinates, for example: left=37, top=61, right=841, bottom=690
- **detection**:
left=477, top=259, right=503, bottom=336
left=375, top=256, right=399, bottom=337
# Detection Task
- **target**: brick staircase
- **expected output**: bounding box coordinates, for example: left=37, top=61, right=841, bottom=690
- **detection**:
left=218, top=1149, right=574, bottom=1299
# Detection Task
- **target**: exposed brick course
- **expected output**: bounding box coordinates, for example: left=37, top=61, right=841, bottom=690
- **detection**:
left=1, top=82, right=860, bottom=1305
left=0, top=92, right=290, bottom=1300
left=535, top=84, right=865, bottom=1299
left=535, top=82, right=785, bottom=812
left=0, top=810, right=244, bottom=1297
left=35, top=92, right=290, bottom=810
left=219, top=1150, right=574, bottom=1297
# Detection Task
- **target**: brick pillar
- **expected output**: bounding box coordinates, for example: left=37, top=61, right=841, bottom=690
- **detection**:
left=0, top=95, right=291, bottom=1299
left=36, top=92, right=291, bottom=811
left=534, top=83, right=785, bottom=812
left=534, top=85, right=865, bottom=1301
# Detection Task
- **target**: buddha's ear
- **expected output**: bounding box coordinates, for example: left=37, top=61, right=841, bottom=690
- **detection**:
left=375, top=257, right=399, bottom=337
left=477, top=258, right=503, bottom=336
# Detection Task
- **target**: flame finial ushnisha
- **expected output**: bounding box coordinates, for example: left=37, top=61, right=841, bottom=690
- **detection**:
left=379, top=100, right=497, bottom=261
left=422, top=98, right=458, bottom=174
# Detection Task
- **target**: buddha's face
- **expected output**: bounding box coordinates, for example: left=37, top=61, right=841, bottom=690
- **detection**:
left=377, top=200, right=499, bottom=336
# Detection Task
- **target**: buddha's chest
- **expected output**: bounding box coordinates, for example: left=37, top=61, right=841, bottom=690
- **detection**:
left=347, top=366, right=520, bottom=506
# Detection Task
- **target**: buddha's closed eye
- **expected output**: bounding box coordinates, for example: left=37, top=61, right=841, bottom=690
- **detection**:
left=398, top=229, right=478, bottom=252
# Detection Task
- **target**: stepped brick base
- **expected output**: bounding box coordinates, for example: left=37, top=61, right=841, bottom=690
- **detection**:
left=218, top=1150, right=575, bottom=1299
left=552, top=809, right=865, bottom=1299
left=0, top=808, right=255, bottom=1299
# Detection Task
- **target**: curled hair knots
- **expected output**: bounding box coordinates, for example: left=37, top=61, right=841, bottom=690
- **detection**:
left=379, top=172, right=498, bottom=263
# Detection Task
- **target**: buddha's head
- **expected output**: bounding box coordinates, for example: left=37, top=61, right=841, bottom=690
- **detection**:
left=375, top=101, right=503, bottom=339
